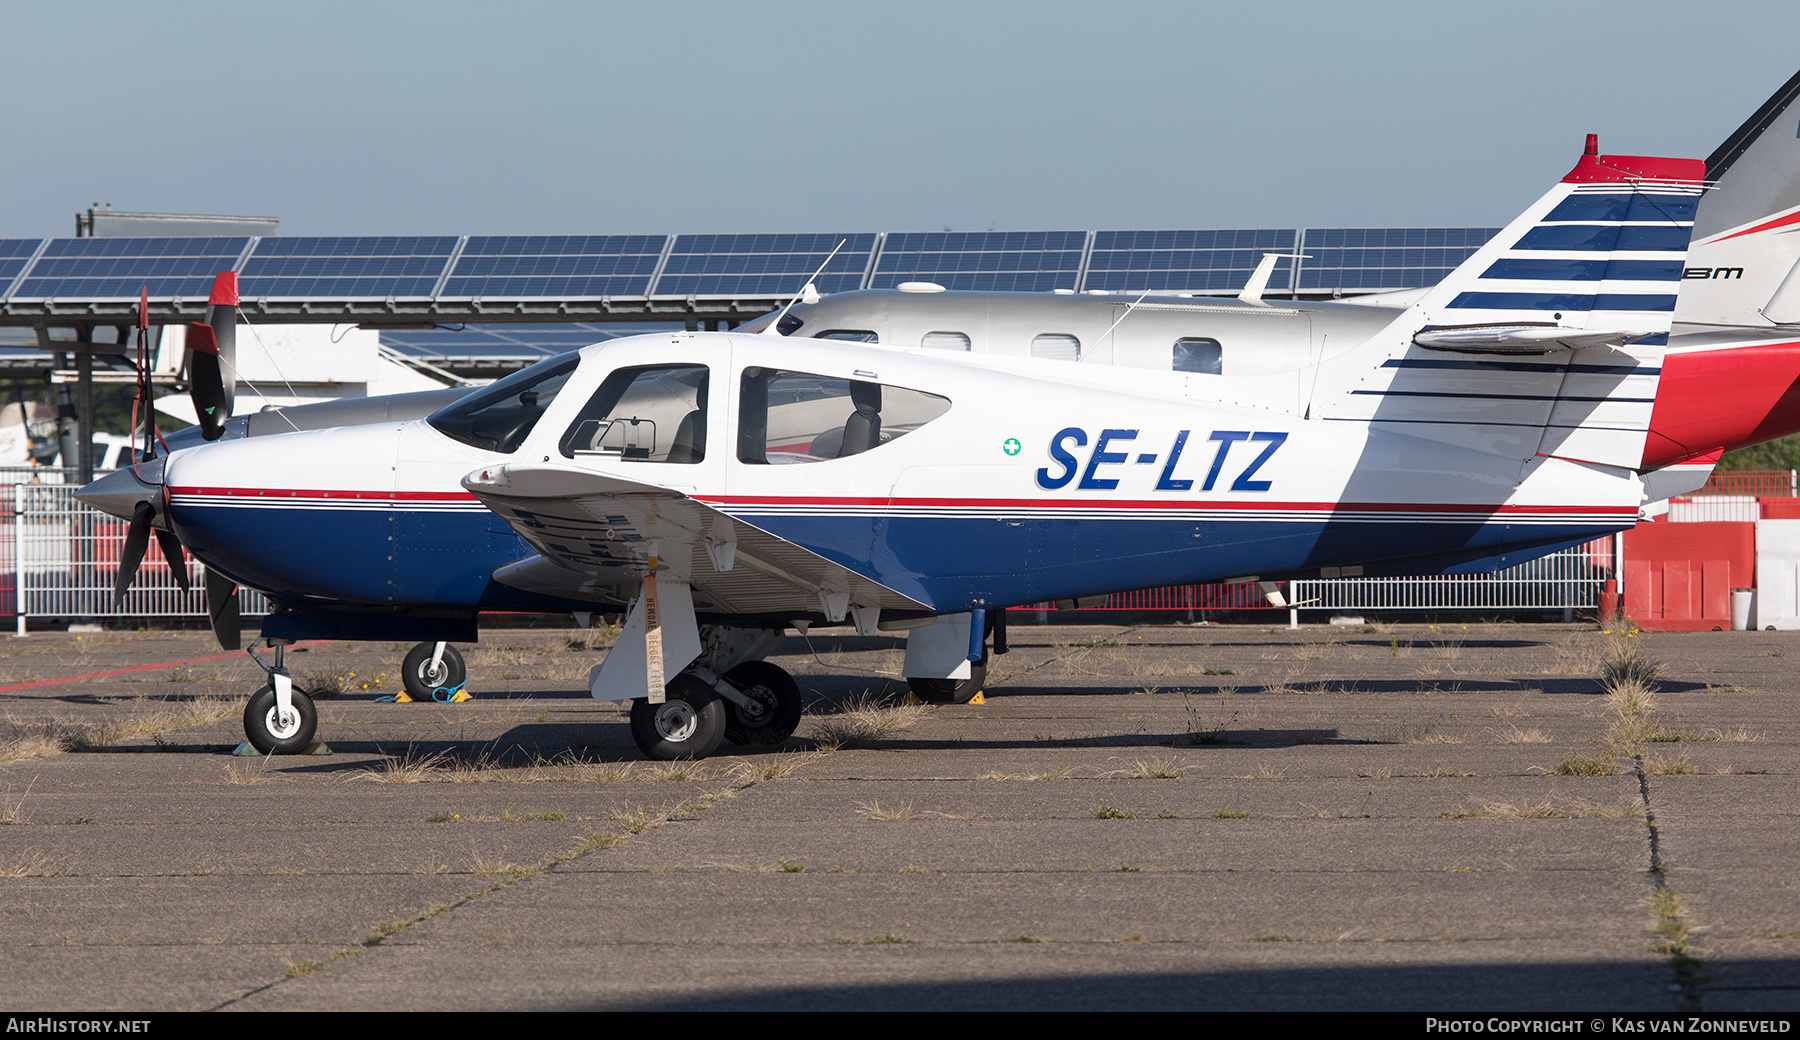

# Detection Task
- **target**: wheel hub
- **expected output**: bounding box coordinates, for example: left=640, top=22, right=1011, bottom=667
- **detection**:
left=734, top=686, right=772, bottom=725
left=654, top=700, right=698, bottom=741
left=264, top=707, right=301, bottom=740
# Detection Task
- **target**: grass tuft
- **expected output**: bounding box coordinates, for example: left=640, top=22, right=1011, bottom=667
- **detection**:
left=1126, top=755, right=1184, bottom=779
left=350, top=747, right=446, bottom=784
left=811, top=694, right=929, bottom=751
left=856, top=800, right=915, bottom=821
left=1554, top=752, right=1620, bottom=776
left=1091, top=802, right=1138, bottom=820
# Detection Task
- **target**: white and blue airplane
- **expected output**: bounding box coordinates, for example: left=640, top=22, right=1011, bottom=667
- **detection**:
left=79, top=137, right=1705, bottom=759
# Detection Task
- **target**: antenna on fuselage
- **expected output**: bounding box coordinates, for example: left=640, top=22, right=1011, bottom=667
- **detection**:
left=1238, top=253, right=1308, bottom=305
left=763, top=239, right=847, bottom=335
left=1086, top=287, right=1156, bottom=360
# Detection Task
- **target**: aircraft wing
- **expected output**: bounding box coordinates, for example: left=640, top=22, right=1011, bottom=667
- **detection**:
left=462, top=462, right=928, bottom=618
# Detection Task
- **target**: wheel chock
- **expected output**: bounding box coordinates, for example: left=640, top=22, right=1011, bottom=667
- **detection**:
left=967, top=692, right=985, bottom=705
left=903, top=690, right=923, bottom=706
left=375, top=691, right=415, bottom=704
left=233, top=740, right=332, bottom=756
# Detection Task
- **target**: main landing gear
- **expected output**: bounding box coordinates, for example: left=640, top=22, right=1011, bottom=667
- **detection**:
left=242, top=639, right=318, bottom=755
left=627, top=659, right=804, bottom=761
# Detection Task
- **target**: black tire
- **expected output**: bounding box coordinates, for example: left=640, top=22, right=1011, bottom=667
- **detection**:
left=401, top=642, right=467, bottom=703
left=908, top=657, right=987, bottom=705
left=721, top=661, right=803, bottom=746
left=629, top=674, right=726, bottom=760
left=243, top=682, right=318, bottom=755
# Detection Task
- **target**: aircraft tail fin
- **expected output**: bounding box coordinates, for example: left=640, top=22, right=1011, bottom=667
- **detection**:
left=1676, top=69, right=1800, bottom=326
left=1314, top=136, right=1705, bottom=471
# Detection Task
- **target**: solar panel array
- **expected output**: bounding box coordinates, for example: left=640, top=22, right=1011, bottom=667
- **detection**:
left=240, top=236, right=457, bottom=298
left=1085, top=229, right=1301, bottom=294
left=0, top=226, right=1501, bottom=308
left=872, top=231, right=1088, bottom=292
left=1297, top=227, right=1504, bottom=293
left=14, top=237, right=249, bottom=300
left=443, top=236, right=665, bottom=299
left=656, top=234, right=876, bottom=297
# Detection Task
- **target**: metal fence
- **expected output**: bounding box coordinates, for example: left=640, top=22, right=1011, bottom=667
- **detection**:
left=1287, top=539, right=1612, bottom=611
left=6, top=483, right=268, bottom=626
left=1694, top=470, right=1799, bottom=498
left=0, top=479, right=1609, bottom=625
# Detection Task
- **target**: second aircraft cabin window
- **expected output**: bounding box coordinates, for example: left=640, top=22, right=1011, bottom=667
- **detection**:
left=1173, top=337, right=1223, bottom=375
left=559, top=364, right=709, bottom=463
left=920, top=331, right=972, bottom=351
left=1031, top=334, right=1081, bottom=362
left=737, top=368, right=951, bottom=465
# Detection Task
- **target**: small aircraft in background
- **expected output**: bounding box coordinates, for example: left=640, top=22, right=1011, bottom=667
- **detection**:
left=772, top=69, right=1800, bottom=508
left=81, top=135, right=1706, bottom=759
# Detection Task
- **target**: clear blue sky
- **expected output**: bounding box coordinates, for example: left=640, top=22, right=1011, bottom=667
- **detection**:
left=6, top=0, right=1797, bottom=237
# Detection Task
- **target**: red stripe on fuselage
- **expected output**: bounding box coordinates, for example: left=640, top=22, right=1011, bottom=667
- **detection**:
left=1709, top=208, right=1800, bottom=244
left=702, top=495, right=1632, bottom=516
left=168, top=486, right=478, bottom=502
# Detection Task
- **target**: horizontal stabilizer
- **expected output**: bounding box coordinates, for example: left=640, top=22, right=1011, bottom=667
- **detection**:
left=1413, top=325, right=1657, bottom=355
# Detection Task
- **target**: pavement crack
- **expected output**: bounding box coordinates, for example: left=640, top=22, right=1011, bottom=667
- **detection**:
left=1633, top=753, right=1707, bottom=1012
left=208, top=772, right=766, bottom=1010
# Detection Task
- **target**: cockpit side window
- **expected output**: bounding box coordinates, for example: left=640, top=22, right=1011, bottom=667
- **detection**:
left=559, top=364, right=709, bottom=463
left=737, top=368, right=950, bottom=465
left=815, top=329, right=879, bottom=342
left=426, top=353, right=581, bottom=453
left=1174, top=337, right=1223, bottom=374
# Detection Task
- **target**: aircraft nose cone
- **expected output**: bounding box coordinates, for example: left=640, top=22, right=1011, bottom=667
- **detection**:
left=74, top=458, right=164, bottom=522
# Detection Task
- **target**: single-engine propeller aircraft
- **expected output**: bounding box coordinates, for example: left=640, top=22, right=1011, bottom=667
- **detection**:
left=79, top=135, right=1708, bottom=759
left=117, top=69, right=1800, bottom=689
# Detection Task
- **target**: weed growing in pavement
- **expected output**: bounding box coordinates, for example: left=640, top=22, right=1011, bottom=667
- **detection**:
left=1554, top=752, right=1620, bottom=777
left=810, top=693, right=929, bottom=750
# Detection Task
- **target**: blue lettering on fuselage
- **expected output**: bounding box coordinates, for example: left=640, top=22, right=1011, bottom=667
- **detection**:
left=1036, top=427, right=1088, bottom=489
left=1035, top=427, right=1287, bottom=493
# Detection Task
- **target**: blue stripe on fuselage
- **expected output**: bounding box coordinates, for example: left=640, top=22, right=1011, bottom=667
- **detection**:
left=172, top=504, right=536, bottom=609
left=725, top=511, right=1623, bottom=609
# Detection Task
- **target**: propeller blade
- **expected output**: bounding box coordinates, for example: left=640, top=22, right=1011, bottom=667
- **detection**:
left=205, top=569, right=241, bottom=651
left=112, top=502, right=154, bottom=604
left=186, top=322, right=227, bottom=441
left=196, top=272, right=238, bottom=437
left=153, top=527, right=190, bottom=592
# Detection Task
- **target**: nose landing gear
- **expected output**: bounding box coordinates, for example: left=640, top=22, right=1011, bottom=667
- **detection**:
left=241, top=639, right=319, bottom=755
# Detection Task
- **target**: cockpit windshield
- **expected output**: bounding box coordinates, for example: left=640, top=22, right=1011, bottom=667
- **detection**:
left=425, top=353, right=581, bottom=453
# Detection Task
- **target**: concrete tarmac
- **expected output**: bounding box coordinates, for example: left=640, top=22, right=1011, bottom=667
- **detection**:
left=0, top=621, right=1793, bottom=1011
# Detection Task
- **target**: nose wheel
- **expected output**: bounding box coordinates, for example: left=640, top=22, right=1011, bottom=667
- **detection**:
left=244, top=682, right=318, bottom=755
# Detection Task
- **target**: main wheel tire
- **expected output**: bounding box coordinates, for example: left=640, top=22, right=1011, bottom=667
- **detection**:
left=630, top=674, right=727, bottom=760
left=401, top=642, right=467, bottom=703
left=721, top=661, right=803, bottom=746
left=244, top=683, right=318, bottom=755
left=908, top=657, right=987, bottom=705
